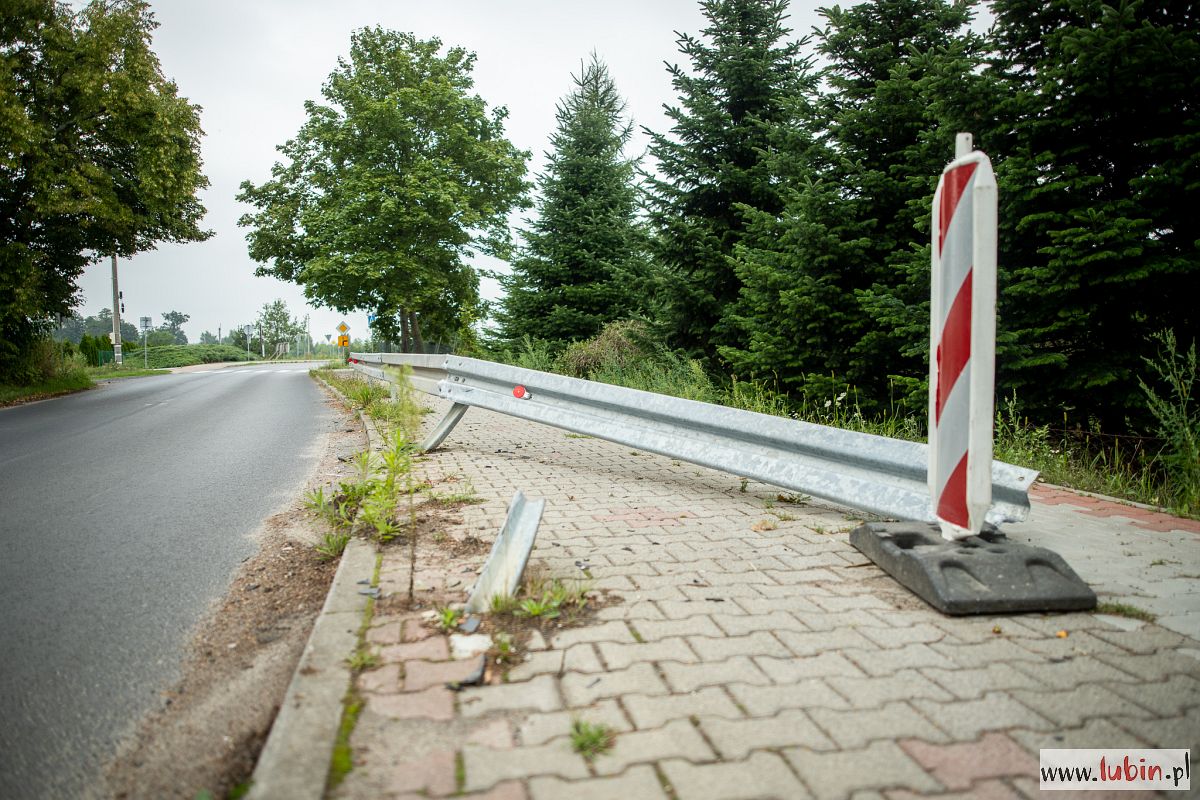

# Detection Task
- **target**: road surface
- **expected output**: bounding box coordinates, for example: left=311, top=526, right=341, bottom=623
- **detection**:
left=0, top=364, right=335, bottom=799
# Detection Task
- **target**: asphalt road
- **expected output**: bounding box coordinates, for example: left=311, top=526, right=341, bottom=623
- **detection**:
left=0, top=363, right=336, bottom=799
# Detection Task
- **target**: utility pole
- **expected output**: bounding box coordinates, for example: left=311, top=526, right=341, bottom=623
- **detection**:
left=110, top=254, right=123, bottom=366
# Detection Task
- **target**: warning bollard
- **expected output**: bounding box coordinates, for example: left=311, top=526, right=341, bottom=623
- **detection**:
left=929, top=133, right=997, bottom=541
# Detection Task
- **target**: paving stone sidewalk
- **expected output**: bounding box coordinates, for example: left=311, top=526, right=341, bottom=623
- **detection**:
left=332, top=396, right=1200, bottom=800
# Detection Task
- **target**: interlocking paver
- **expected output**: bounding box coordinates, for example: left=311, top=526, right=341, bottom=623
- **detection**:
left=808, top=701, right=948, bottom=748
left=728, top=679, right=850, bottom=715
left=460, top=674, right=562, bottom=716
left=661, top=656, right=771, bottom=692
left=1007, top=655, right=1141, bottom=689
left=777, top=628, right=878, bottom=657
left=785, top=741, right=941, bottom=800
left=334, top=394, right=1200, bottom=800
left=918, top=663, right=1044, bottom=701
left=1009, top=717, right=1151, bottom=755
left=388, top=748, right=457, bottom=797
left=912, top=692, right=1055, bottom=739
left=517, top=698, right=632, bottom=746
left=1110, top=708, right=1200, bottom=751
left=623, top=686, right=742, bottom=728
left=462, top=740, right=589, bottom=792
left=825, top=669, right=954, bottom=709
left=756, top=651, right=867, bottom=682
left=1104, top=674, right=1200, bottom=716
left=701, top=709, right=834, bottom=758
left=633, top=615, right=724, bottom=641
left=688, top=631, right=791, bottom=661
left=597, top=637, right=698, bottom=669
left=592, top=718, right=715, bottom=775
left=550, top=620, right=635, bottom=648
left=899, top=732, right=1036, bottom=791
left=1009, top=684, right=1159, bottom=727
left=561, top=662, right=669, bottom=706
left=660, top=751, right=810, bottom=800
left=529, top=765, right=668, bottom=800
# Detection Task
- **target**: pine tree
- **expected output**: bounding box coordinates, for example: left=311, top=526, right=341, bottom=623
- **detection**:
left=498, top=55, right=647, bottom=346
left=723, top=0, right=984, bottom=411
left=643, top=0, right=810, bottom=361
left=989, top=0, right=1200, bottom=429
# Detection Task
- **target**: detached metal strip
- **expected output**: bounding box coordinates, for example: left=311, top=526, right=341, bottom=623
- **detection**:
left=350, top=352, right=1037, bottom=525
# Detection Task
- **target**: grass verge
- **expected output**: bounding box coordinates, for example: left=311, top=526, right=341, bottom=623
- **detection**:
left=0, top=370, right=92, bottom=406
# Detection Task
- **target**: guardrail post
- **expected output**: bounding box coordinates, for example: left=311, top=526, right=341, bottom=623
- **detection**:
left=421, top=403, right=469, bottom=453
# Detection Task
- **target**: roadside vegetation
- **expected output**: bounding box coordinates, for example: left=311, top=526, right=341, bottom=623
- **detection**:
left=122, top=344, right=259, bottom=369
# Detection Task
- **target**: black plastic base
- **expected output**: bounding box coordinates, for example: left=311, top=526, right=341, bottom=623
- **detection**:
left=849, top=521, right=1097, bottom=616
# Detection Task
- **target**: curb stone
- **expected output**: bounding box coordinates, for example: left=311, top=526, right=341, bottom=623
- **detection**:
left=247, top=372, right=381, bottom=799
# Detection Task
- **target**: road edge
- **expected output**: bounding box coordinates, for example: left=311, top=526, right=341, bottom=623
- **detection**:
left=247, top=372, right=380, bottom=800
left=245, top=538, right=374, bottom=800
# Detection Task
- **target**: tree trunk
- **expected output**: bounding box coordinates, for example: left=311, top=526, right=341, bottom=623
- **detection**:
left=399, top=309, right=411, bottom=353
left=410, top=311, right=424, bottom=354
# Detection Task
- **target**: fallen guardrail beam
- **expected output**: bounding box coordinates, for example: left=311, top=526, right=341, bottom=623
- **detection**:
left=349, top=352, right=1037, bottom=526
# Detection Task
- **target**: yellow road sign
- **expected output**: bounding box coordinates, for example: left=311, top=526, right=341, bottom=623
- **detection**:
left=336, top=321, right=350, bottom=335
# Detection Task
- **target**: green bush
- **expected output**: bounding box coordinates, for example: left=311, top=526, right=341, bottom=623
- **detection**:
left=123, top=344, right=259, bottom=369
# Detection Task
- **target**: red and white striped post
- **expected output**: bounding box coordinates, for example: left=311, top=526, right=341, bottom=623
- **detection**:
left=929, top=133, right=997, bottom=541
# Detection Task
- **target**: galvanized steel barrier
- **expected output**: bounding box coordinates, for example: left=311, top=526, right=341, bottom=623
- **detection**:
left=348, top=352, right=1037, bottom=526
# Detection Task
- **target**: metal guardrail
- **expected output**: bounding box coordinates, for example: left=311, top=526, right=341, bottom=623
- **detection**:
left=348, top=352, right=1037, bottom=525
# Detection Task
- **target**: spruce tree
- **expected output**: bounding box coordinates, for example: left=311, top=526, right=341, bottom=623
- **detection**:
left=643, top=0, right=810, bottom=361
left=723, top=0, right=984, bottom=411
left=498, top=55, right=646, bottom=346
left=989, top=0, right=1200, bottom=429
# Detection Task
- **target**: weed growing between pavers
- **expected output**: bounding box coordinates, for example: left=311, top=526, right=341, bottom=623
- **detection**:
left=1095, top=601, right=1158, bottom=622
left=569, top=719, right=616, bottom=761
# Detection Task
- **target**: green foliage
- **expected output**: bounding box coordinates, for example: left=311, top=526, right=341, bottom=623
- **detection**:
left=123, top=344, right=257, bottom=368
left=0, top=345, right=91, bottom=405
left=158, top=310, right=189, bottom=345
left=327, top=697, right=362, bottom=789
left=1, top=0, right=209, bottom=383
left=723, top=0, right=983, bottom=416
left=498, top=55, right=649, bottom=346
left=643, top=0, right=814, bottom=360
left=256, top=299, right=303, bottom=352
left=315, top=531, right=352, bottom=561
left=435, top=606, right=463, bottom=631
left=990, top=0, right=1200, bottom=429
left=569, top=720, right=615, bottom=761
left=1094, top=602, right=1157, bottom=623
left=238, top=28, right=529, bottom=346
left=345, top=648, right=379, bottom=671
left=1138, top=331, right=1199, bottom=516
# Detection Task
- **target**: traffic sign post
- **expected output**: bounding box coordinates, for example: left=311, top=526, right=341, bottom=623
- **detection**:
left=336, top=322, right=350, bottom=361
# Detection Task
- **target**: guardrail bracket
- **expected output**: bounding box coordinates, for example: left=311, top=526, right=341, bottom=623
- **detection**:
left=850, top=521, right=1096, bottom=615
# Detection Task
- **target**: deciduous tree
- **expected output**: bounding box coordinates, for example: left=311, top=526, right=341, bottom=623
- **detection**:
left=238, top=28, right=528, bottom=348
left=0, top=0, right=209, bottom=382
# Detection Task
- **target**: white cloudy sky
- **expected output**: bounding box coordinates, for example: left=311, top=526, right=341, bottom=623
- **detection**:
left=73, top=1, right=829, bottom=344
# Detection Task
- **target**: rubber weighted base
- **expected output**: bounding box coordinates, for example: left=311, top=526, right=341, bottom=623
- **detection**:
left=849, top=521, right=1096, bottom=616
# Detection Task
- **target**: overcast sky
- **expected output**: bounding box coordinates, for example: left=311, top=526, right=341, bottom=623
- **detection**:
left=73, top=1, right=828, bottom=344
